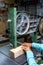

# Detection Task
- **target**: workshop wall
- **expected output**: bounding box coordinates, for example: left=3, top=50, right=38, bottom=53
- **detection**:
left=17, top=5, right=37, bottom=15
left=0, top=19, right=7, bottom=35
left=37, top=5, right=43, bottom=16
left=0, top=0, right=14, bottom=4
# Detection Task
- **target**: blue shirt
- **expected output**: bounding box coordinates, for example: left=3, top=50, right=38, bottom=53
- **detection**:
left=26, top=43, right=43, bottom=65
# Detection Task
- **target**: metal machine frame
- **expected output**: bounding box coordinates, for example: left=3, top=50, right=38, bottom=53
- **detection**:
left=8, top=8, right=40, bottom=48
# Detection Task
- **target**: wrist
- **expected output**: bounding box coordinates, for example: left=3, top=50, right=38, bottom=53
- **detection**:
left=26, top=48, right=31, bottom=52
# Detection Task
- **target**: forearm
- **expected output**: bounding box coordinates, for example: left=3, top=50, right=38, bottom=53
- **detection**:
left=26, top=51, right=38, bottom=65
left=32, top=43, right=43, bottom=51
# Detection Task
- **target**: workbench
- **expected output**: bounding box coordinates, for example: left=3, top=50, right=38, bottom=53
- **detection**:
left=0, top=44, right=27, bottom=65
left=0, top=44, right=43, bottom=65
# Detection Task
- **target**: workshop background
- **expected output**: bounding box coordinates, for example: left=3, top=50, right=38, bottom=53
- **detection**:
left=0, top=0, right=43, bottom=65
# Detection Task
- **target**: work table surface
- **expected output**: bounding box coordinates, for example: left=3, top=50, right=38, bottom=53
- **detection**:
left=0, top=44, right=27, bottom=65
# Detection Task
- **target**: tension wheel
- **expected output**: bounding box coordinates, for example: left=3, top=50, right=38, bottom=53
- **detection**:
left=17, top=13, right=30, bottom=35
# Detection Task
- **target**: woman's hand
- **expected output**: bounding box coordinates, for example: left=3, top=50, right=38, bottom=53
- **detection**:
left=22, top=42, right=32, bottom=48
left=22, top=42, right=32, bottom=52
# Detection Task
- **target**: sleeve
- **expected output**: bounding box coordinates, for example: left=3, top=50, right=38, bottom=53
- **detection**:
left=26, top=51, right=38, bottom=65
left=32, top=43, right=43, bottom=51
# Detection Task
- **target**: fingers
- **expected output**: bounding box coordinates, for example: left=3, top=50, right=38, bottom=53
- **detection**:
left=22, top=46, right=27, bottom=51
left=22, top=43, right=28, bottom=46
left=22, top=43, right=32, bottom=47
left=22, top=44, right=28, bottom=47
left=22, top=46, right=26, bottom=50
left=22, top=45, right=31, bottom=51
left=21, top=42, right=32, bottom=52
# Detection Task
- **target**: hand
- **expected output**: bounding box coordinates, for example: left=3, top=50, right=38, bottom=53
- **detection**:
left=22, top=42, right=32, bottom=48
left=22, top=42, right=32, bottom=52
left=22, top=45, right=31, bottom=52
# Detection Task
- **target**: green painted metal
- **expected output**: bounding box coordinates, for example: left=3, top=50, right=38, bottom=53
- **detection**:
left=33, top=32, right=37, bottom=43
left=8, top=8, right=17, bottom=48
left=38, top=60, right=43, bottom=64
left=13, top=8, right=17, bottom=48
left=8, top=7, right=37, bottom=47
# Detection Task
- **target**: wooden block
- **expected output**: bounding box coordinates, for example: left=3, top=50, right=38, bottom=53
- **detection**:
left=10, top=46, right=24, bottom=58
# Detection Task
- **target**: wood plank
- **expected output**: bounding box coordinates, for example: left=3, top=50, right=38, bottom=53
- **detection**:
left=10, top=46, right=24, bottom=58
